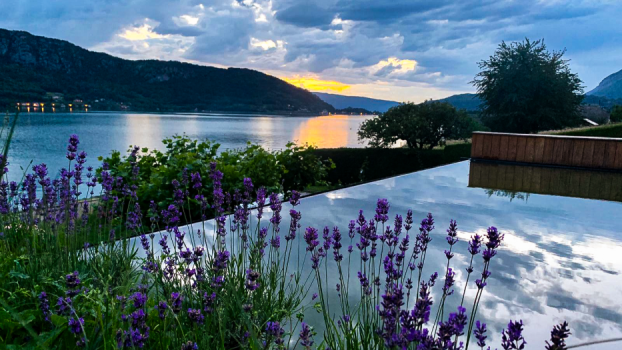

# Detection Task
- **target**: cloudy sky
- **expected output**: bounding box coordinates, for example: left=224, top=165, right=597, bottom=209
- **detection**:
left=2, top=0, right=621, bottom=102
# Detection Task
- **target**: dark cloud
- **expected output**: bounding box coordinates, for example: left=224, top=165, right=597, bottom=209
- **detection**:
left=275, top=3, right=335, bottom=27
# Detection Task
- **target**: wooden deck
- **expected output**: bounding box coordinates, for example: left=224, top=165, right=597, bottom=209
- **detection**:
left=471, top=132, right=622, bottom=170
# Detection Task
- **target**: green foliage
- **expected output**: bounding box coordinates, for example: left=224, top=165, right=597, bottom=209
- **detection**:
left=314, top=143, right=471, bottom=185
left=357, top=102, right=480, bottom=149
left=545, top=122, right=622, bottom=138
left=473, top=38, right=584, bottom=133
left=611, top=105, right=622, bottom=123
left=98, top=135, right=333, bottom=224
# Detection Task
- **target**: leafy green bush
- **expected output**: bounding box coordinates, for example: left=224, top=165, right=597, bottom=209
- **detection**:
left=611, top=105, right=622, bottom=123
left=314, top=143, right=471, bottom=185
left=97, top=135, right=333, bottom=226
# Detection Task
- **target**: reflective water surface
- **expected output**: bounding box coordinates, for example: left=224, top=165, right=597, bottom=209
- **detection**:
left=143, top=161, right=622, bottom=348
left=6, top=112, right=370, bottom=181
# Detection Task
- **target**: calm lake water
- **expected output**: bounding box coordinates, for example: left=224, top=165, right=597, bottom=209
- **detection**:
left=140, top=161, right=622, bottom=349
left=5, top=112, right=371, bottom=180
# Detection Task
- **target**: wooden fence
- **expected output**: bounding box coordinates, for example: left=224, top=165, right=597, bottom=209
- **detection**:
left=471, top=132, right=622, bottom=170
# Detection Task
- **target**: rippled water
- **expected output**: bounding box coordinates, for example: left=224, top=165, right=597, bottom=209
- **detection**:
left=5, top=112, right=371, bottom=180
left=139, top=161, right=622, bottom=349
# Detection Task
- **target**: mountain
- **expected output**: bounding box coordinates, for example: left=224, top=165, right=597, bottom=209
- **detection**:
left=0, top=29, right=333, bottom=113
left=313, top=92, right=400, bottom=113
left=435, top=93, right=481, bottom=111
left=588, top=69, right=622, bottom=99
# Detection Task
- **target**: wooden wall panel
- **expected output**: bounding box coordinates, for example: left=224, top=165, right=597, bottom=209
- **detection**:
left=603, top=141, right=617, bottom=168
left=592, top=141, right=606, bottom=168
left=524, top=137, right=536, bottom=163
left=507, top=136, right=518, bottom=161
left=614, top=143, right=622, bottom=170
left=515, top=137, right=527, bottom=162
left=533, top=137, right=545, bottom=163
left=571, top=140, right=585, bottom=167
left=499, top=135, right=510, bottom=160
left=471, top=132, right=622, bottom=171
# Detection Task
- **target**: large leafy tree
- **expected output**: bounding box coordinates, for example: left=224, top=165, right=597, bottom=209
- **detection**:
left=472, top=38, right=584, bottom=133
left=358, top=101, right=477, bottom=149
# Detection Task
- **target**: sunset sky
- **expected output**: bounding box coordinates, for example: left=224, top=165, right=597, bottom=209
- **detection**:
left=2, top=0, right=621, bottom=102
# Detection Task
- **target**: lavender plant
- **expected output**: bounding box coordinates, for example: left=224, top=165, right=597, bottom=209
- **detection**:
left=0, top=133, right=573, bottom=349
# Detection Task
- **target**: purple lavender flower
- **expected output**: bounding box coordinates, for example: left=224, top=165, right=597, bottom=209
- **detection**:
left=299, top=322, right=314, bottom=348
left=405, top=209, right=413, bottom=231
left=68, top=317, right=84, bottom=335
left=190, top=172, right=202, bottom=190
left=65, top=271, right=81, bottom=289
left=469, top=234, right=483, bottom=256
left=289, top=190, right=301, bottom=206
left=203, top=292, right=216, bottom=313
left=181, top=341, right=199, bottom=350
left=286, top=209, right=301, bottom=241
left=374, top=198, right=390, bottom=223
left=157, top=301, right=167, bottom=319
left=256, top=187, right=267, bottom=219
left=131, top=292, right=148, bottom=308
left=332, top=227, right=343, bottom=262
left=442, top=268, right=456, bottom=296
left=474, top=320, right=488, bottom=348
left=171, top=292, right=183, bottom=313
left=266, top=321, right=285, bottom=345
left=245, top=269, right=261, bottom=291
left=57, top=297, right=72, bottom=316
left=213, top=250, right=230, bottom=271
left=67, top=134, right=80, bottom=160
left=304, top=227, right=319, bottom=252
left=39, top=292, right=51, bottom=322
left=546, top=322, right=570, bottom=350
left=501, top=320, right=526, bottom=350
left=187, top=308, right=204, bottom=325
left=269, top=193, right=282, bottom=231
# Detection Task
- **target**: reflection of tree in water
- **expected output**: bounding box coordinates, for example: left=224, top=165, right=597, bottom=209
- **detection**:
left=485, top=189, right=530, bottom=202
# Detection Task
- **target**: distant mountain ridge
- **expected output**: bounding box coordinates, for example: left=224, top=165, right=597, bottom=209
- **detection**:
left=588, top=69, right=622, bottom=99
left=435, top=93, right=481, bottom=111
left=0, top=28, right=333, bottom=113
left=314, top=92, right=483, bottom=112
left=313, top=92, right=400, bottom=113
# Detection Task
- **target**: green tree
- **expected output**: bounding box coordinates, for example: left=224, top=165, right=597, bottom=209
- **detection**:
left=357, top=101, right=478, bottom=149
left=611, top=105, right=622, bottom=123
left=472, top=38, right=584, bottom=133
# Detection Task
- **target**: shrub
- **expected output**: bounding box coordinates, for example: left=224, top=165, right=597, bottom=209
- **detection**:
left=97, top=135, right=333, bottom=228
left=611, top=105, right=622, bottom=123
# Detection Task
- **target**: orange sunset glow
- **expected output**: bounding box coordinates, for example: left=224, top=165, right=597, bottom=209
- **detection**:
left=282, top=77, right=351, bottom=92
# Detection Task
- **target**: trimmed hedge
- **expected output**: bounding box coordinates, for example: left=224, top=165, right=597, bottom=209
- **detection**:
left=313, top=143, right=471, bottom=185
left=545, top=123, right=622, bottom=138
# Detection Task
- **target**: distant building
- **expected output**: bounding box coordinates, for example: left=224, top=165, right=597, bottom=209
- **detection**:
left=45, top=92, right=64, bottom=101
left=73, top=99, right=83, bottom=103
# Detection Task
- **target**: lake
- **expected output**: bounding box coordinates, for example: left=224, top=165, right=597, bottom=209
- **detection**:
left=4, top=111, right=372, bottom=181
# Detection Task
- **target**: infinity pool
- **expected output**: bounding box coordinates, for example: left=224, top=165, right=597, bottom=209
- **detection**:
left=146, top=160, right=622, bottom=348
